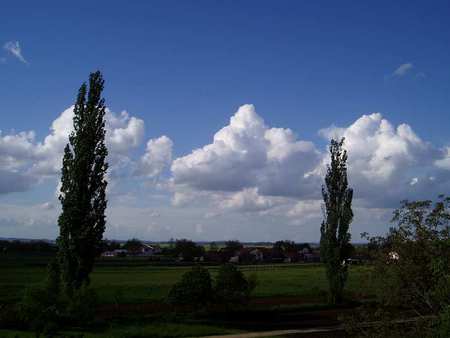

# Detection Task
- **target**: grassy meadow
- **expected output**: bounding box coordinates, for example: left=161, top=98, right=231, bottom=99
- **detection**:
left=0, top=254, right=373, bottom=305
left=0, top=253, right=374, bottom=337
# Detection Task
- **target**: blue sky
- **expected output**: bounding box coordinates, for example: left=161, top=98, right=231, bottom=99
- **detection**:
left=1, top=1, right=450, bottom=241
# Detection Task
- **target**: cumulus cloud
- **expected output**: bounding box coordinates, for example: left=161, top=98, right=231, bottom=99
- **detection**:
left=0, top=106, right=148, bottom=194
left=106, top=111, right=144, bottom=154
left=221, top=188, right=275, bottom=212
left=3, top=41, right=28, bottom=64
left=393, top=63, right=413, bottom=77
left=3, top=102, right=450, bottom=241
left=172, top=104, right=321, bottom=198
left=137, top=135, right=173, bottom=178
left=319, top=113, right=447, bottom=205
left=435, top=147, right=450, bottom=170
left=171, top=105, right=450, bottom=227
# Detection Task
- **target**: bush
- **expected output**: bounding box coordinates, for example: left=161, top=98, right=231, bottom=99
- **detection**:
left=64, top=284, right=97, bottom=325
left=167, top=266, right=213, bottom=307
left=214, top=264, right=256, bottom=307
left=13, top=259, right=97, bottom=336
left=18, top=285, right=61, bottom=337
left=369, top=197, right=450, bottom=314
left=0, top=304, right=22, bottom=329
left=436, top=305, right=450, bottom=338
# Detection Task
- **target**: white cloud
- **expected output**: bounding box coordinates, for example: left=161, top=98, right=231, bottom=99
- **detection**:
left=106, top=111, right=144, bottom=154
left=3, top=103, right=450, bottom=241
left=393, top=63, right=413, bottom=77
left=287, top=200, right=322, bottom=219
left=3, top=41, right=28, bottom=64
left=435, top=147, right=450, bottom=170
left=319, top=113, right=448, bottom=206
left=0, top=106, right=148, bottom=194
left=172, top=104, right=321, bottom=198
left=221, top=187, right=275, bottom=212
left=137, top=135, right=173, bottom=178
left=172, top=107, right=450, bottom=216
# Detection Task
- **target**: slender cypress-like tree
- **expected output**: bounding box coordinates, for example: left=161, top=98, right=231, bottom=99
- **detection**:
left=57, top=71, right=108, bottom=294
left=320, top=138, right=353, bottom=304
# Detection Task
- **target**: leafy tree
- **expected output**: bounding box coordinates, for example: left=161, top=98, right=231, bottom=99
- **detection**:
left=167, top=266, right=213, bottom=307
left=214, top=264, right=257, bottom=307
left=219, top=240, right=243, bottom=262
left=274, top=240, right=297, bottom=252
left=224, top=240, right=243, bottom=253
left=173, top=239, right=204, bottom=261
left=343, top=196, right=450, bottom=337
left=209, top=242, right=218, bottom=252
left=320, top=138, right=353, bottom=304
left=57, top=71, right=108, bottom=294
left=371, top=196, right=450, bottom=314
left=123, top=238, right=143, bottom=254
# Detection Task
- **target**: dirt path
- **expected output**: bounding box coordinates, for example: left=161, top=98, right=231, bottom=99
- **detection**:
left=199, top=316, right=437, bottom=338
left=197, top=325, right=343, bottom=338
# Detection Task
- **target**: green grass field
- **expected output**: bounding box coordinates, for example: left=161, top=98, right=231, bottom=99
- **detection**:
left=0, top=254, right=373, bottom=305
left=0, top=254, right=374, bottom=337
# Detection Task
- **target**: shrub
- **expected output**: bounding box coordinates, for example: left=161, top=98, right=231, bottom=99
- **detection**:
left=64, top=284, right=98, bottom=325
left=14, top=259, right=97, bottom=335
left=369, top=197, right=450, bottom=314
left=17, top=260, right=63, bottom=336
left=18, top=285, right=61, bottom=337
left=0, top=304, right=22, bottom=329
left=214, top=264, right=256, bottom=307
left=167, top=266, right=213, bottom=307
left=436, top=305, right=450, bottom=338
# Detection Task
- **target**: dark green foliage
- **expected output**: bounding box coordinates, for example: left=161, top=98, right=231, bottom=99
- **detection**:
left=57, top=71, right=108, bottom=294
left=344, top=196, right=450, bottom=337
left=220, top=240, right=243, bottom=262
left=370, top=196, right=450, bottom=314
left=208, top=242, right=218, bottom=252
left=436, top=305, right=450, bottom=337
left=214, top=264, right=257, bottom=306
left=9, top=258, right=97, bottom=336
left=320, top=138, right=353, bottom=304
left=0, top=240, right=57, bottom=254
left=64, top=284, right=98, bottom=325
left=16, top=261, right=63, bottom=336
left=273, top=240, right=297, bottom=253
left=123, top=238, right=143, bottom=254
left=18, top=285, right=60, bottom=337
left=166, top=265, right=257, bottom=309
left=224, top=240, right=243, bottom=253
left=167, top=266, right=213, bottom=306
left=173, top=239, right=204, bottom=261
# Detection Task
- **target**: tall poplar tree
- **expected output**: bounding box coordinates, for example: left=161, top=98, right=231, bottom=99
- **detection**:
left=320, top=138, right=353, bottom=304
left=57, top=71, right=108, bottom=294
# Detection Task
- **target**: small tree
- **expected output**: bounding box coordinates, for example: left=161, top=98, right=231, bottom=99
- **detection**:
left=343, top=196, right=450, bottom=337
left=214, top=264, right=256, bottom=307
left=57, top=71, right=108, bottom=294
left=167, top=266, right=213, bottom=307
left=371, top=196, right=450, bottom=314
left=320, top=138, right=353, bottom=304
left=123, top=238, right=143, bottom=255
left=173, top=239, right=204, bottom=261
left=224, top=240, right=243, bottom=253
left=274, top=240, right=297, bottom=253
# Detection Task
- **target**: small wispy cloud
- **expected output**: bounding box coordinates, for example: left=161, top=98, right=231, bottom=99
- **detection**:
left=392, top=63, right=413, bottom=77
left=3, top=41, right=28, bottom=64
